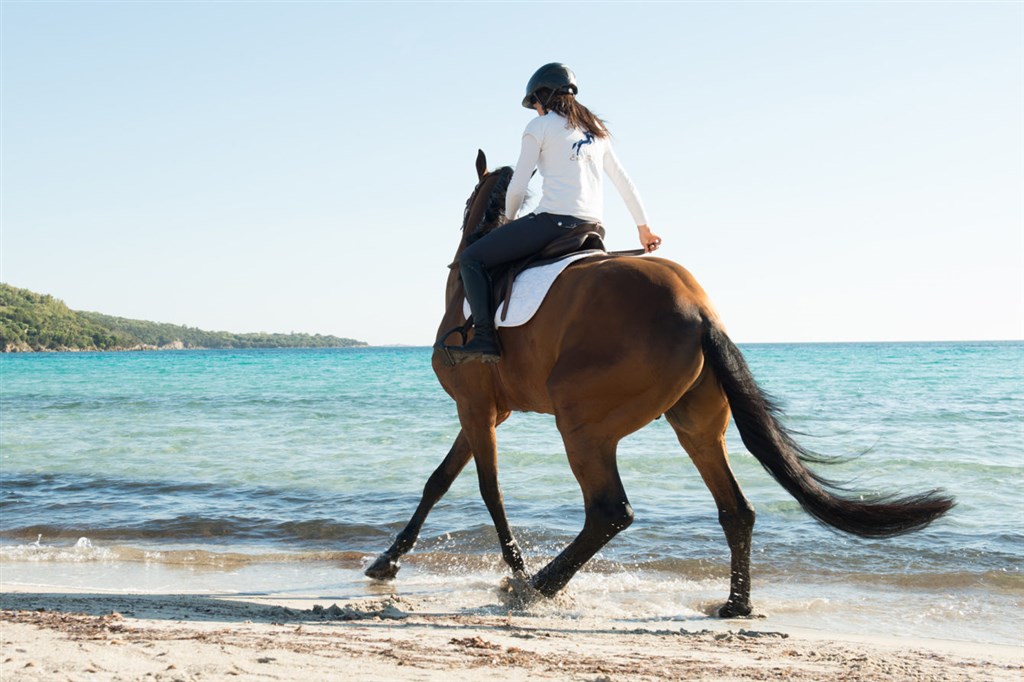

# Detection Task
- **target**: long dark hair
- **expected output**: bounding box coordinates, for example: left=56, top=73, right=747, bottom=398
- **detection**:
left=533, top=88, right=609, bottom=138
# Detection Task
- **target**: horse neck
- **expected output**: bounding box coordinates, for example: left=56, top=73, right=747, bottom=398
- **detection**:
left=440, top=168, right=510, bottom=323
left=445, top=209, right=508, bottom=307
left=441, top=237, right=469, bottom=320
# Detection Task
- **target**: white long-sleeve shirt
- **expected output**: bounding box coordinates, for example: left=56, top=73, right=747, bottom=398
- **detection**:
left=505, top=111, right=650, bottom=226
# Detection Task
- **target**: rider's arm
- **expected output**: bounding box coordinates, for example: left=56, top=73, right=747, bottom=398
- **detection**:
left=505, top=132, right=540, bottom=220
left=604, top=144, right=662, bottom=252
left=603, top=144, right=650, bottom=227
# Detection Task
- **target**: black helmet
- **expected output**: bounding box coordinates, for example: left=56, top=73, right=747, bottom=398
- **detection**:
left=522, top=63, right=578, bottom=109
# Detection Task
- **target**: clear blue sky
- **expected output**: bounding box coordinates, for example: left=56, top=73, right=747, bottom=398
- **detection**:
left=3, top=1, right=1021, bottom=345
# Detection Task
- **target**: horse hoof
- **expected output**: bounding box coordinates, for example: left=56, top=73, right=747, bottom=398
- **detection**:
left=364, top=555, right=401, bottom=580
left=717, top=601, right=754, bottom=619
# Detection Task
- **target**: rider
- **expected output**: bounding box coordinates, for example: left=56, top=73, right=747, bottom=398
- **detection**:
left=451, top=62, right=662, bottom=364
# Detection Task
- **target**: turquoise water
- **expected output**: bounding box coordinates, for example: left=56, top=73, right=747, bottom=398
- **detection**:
left=1, top=343, right=1021, bottom=644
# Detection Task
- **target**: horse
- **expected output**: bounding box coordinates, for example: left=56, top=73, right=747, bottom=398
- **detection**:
left=365, top=150, right=954, bottom=617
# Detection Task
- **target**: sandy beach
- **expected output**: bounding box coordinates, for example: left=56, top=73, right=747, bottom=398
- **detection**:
left=1, top=585, right=1020, bottom=682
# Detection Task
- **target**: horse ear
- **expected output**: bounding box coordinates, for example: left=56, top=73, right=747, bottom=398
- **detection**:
left=475, top=149, right=487, bottom=180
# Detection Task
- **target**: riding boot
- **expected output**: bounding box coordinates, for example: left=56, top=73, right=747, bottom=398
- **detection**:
left=450, top=260, right=501, bottom=364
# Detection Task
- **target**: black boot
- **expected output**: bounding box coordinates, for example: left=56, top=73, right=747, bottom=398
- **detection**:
left=449, top=260, right=501, bottom=364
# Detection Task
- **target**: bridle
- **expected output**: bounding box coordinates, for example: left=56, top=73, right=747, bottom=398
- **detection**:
left=462, top=166, right=513, bottom=245
left=446, top=165, right=514, bottom=272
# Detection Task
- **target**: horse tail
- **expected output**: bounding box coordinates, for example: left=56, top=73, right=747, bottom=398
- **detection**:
left=699, top=317, right=955, bottom=538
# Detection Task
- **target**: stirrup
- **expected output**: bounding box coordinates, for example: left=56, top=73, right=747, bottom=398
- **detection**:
left=434, top=319, right=500, bottom=366
left=446, top=342, right=501, bottom=365
left=436, top=342, right=501, bottom=366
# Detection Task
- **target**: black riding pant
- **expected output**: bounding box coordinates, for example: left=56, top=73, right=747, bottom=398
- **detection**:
left=458, top=212, right=582, bottom=331
left=460, top=212, right=582, bottom=270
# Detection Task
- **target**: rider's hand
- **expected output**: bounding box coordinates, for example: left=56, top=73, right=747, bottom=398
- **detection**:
left=638, top=224, right=662, bottom=253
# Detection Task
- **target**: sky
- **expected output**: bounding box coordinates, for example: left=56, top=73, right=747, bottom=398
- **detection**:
left=2, top=1, right=1021, bottom=345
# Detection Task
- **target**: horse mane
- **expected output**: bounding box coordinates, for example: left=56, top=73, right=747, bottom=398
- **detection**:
left=462, top=166, right=514, bottom=243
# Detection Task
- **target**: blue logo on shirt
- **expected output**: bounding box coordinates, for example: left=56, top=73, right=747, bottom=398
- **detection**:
left=570, top=132, right=594, bottom=160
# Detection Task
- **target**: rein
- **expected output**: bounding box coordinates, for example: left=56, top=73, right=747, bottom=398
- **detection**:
left=449, top=166, right=513, bottom=269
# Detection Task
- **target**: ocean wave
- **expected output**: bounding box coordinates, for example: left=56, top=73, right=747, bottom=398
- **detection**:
left=0, top=538, right=368, bottom=568
left=3, top=535, right=1018, bottom=597
left=0, top=516, right=395, bottom=546
left=0, top=537, right=118, bottom=563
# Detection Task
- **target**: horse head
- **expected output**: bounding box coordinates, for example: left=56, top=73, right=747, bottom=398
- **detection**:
left=461, top=150, right=513, bottom=248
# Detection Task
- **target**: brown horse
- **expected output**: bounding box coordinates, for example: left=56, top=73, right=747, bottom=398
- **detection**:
left=366, top=151, right=954, bottom=617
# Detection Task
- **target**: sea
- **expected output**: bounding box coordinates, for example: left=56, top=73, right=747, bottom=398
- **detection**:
left=1, top=343, right=1021, bottom=645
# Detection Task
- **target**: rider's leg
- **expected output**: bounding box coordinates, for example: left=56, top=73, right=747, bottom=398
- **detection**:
left=455, top=258, right=501, bottom=362
left=451, top=213, right=576, bottom=363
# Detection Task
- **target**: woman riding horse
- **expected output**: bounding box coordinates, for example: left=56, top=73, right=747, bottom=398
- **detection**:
left=366, top=152, right=954, bottom=616
left=451, top=63, right=664, bottom=364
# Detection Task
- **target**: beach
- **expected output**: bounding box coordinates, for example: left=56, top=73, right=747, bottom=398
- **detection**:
left=2, top=344, right=1021, bottom=678
left=5, top=0, right=1022, bottom=675
left=3, top=584, right=1021, bottom=681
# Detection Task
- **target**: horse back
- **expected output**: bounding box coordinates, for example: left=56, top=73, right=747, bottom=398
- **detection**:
left=477, top=256, right=717, bottom=416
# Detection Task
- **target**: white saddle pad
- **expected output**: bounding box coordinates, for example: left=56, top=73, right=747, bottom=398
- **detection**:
left=464, top=250, right=602, bottom=328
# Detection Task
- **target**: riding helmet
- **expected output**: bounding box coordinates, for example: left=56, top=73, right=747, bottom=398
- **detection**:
left=522, top=63, right=578, bottom=109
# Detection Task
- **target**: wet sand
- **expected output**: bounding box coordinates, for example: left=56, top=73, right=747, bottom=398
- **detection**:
left=1, top=587, right=1020, bottom=681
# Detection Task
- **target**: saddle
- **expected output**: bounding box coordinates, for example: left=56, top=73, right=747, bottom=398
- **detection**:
left=437, top=223, right=645, bottom=363
left=491, top=221, right=609, bottom=321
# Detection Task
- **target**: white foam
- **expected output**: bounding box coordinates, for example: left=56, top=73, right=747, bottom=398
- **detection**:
left=0, top=537, right=118, bottom=563
left=3, top=544, right=1020, bottom=646
left=376, top=562, right=726, bottom=622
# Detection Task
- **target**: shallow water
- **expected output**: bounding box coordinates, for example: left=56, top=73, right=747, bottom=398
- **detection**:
left=1, top=343, right=1021, bottom=644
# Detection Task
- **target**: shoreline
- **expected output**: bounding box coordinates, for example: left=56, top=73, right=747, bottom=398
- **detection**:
left=5, top=340, right=1022, bottom=353
left=1, top=585, right=1020, bottom=681
left=1, top=343, right=372, bottom=353
left=5, top=546, right=1020, bottom=647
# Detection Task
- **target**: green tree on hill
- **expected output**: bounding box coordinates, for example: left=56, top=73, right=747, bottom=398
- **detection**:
left=0, top=284, right=135, bottom=351
left=0, top=283, right=367, bottom=351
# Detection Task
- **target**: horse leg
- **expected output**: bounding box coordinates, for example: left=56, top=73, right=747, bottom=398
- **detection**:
left=531, top=434, right=633, bottom=596
left=666, top=383, right=756, bottom=618
left=365, top=430, right=473, bottom=579
left=459, top=408, right=526, bottom=574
